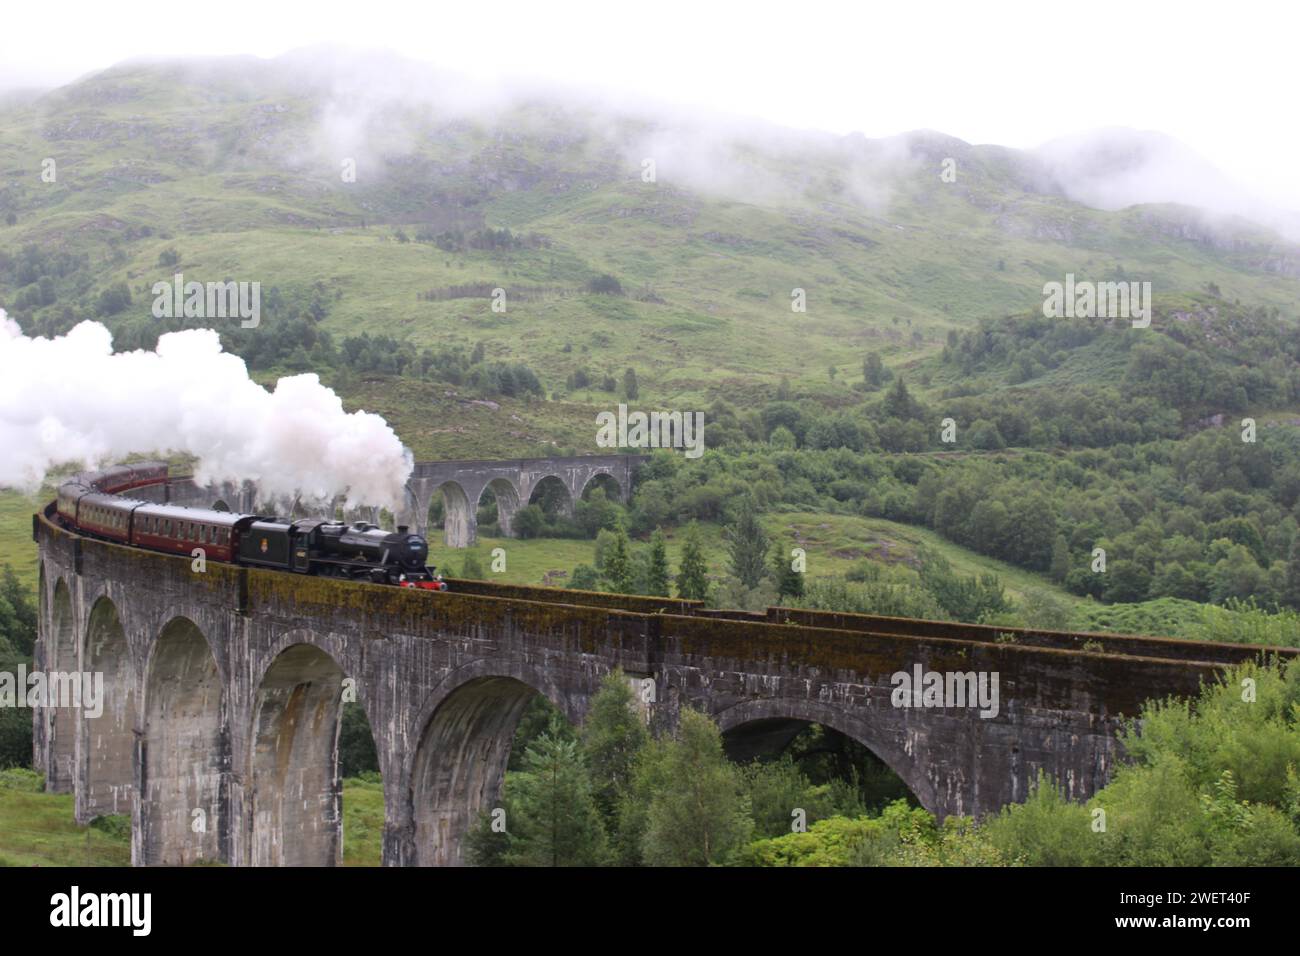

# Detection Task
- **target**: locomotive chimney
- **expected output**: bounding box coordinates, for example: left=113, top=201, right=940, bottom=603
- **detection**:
left=397, top=525, right=409, bottom=534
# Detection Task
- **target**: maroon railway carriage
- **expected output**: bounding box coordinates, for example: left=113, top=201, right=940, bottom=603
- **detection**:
left=56, top=480, right=93, bottom=525
left=83, top=461, right=170, bottom=495
left=130, top=502, right=260, bottom=563
left=55, top=461, right=172, bottom=538
left=73, top=492, right=144, bottom=544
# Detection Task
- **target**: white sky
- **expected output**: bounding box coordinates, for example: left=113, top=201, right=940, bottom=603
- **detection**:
left=2, top=0, right=1296, bottom=209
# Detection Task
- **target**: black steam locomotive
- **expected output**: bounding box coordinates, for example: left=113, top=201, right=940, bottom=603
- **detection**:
left=239, top=516, right=446, bottom=588
left=53, top=462, right=447, bottom=590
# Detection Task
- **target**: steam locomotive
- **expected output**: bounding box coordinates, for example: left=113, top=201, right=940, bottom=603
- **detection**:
left=53, top=461, right=447, bottom=590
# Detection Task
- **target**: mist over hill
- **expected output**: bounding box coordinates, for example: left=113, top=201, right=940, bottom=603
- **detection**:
left=1, top=49, right=1298, bottom=462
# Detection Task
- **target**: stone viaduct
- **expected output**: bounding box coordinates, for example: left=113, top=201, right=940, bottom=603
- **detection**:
left=31, top=498, right=1298, bottom=867
left=400, top=454, right=645, bottom=547
left=172, top=455, right=647, bottom=549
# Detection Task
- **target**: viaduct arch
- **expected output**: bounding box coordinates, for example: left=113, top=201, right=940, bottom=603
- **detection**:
left=157, top=454, right=647, bottom=550
left=32, top=504, right=1294, bottom=866
left=406, top=455, right=644, bottom=547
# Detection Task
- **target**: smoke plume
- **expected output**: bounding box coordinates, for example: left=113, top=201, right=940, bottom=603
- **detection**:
left=0, top=311, right=413, bottom=508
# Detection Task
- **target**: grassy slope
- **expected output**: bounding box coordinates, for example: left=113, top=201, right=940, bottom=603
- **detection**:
left=0, top=492, right=39, bottom=592
left=2, top=62, right=1298, bottom=427
left=0, top=770, right=384, bottom=867
left=440, top=510, right=1083, bottom=608
left=0, top=771, right=130, bottom=866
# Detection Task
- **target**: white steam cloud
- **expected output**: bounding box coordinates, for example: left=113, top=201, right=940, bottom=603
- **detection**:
left=0, top=311, right=413, bottom=508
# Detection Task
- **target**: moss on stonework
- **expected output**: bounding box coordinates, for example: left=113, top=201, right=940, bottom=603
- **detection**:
left=33, top=506, right=1226, bottom=718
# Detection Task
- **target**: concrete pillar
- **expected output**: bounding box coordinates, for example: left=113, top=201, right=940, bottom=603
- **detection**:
left=31, top=564, right=48, bottom=775
left=396, top=485, right=421, bottom=533
left=485, top=479, right=521, bottom=538
left=134, top=618, right=226, bottom=866
left=438, top=482, right=475, bottom=549
left=77, top=596, right=136, bottom=822
left=247, top=645, right=345, bottom=866
left=47, top=579, right=77, bottom=794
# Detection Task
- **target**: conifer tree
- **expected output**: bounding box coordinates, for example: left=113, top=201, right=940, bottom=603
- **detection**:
left=582, top=670, right=650, bottom=829
left=646, top=529, right=671, bottom=596
left=675, top=522, right=711, bottom=601
left=640, top=710, right=753, bottom=866
left=603, top=526, right=634, bottom=594
left=774, top=546, right=805, bottom=601
left=505, top=720, right=608, bottom=867
left=727, top=499, right=770, bottom=590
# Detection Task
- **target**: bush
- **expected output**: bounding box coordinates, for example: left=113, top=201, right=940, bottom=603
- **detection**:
left=587, top=274, right=624, bottom=295
left=739, top=815, right=891, bottom=867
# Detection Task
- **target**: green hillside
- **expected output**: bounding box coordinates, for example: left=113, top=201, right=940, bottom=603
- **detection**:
left=2, top=57, right=1298, bottom=446
left=5, top=55, right=1300, bottom=632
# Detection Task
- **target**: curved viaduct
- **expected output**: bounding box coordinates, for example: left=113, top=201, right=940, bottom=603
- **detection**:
left=31, top=506, right=1295, bottom=866
left=402, top=454, right=646, bottom=547
left=169, top=454, right=647, bottom=549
